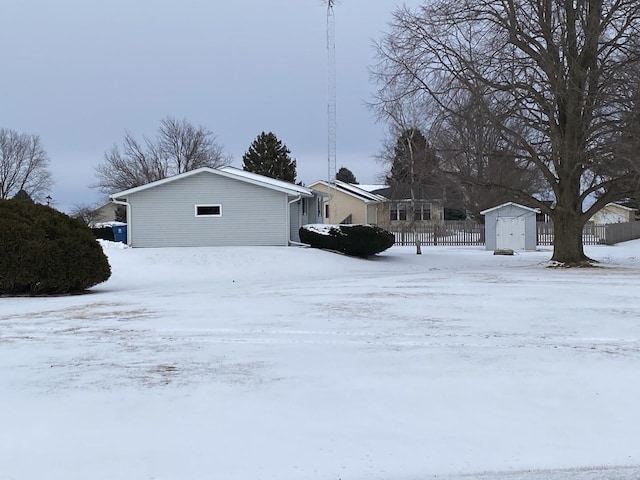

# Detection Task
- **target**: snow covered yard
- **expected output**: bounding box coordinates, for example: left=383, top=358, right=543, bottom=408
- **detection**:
left=2, top=241, right=640, bottom=480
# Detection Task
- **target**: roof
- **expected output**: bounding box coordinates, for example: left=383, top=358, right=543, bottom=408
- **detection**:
left=219, top=166, right=313, bottom=196
left=308, top=180, right=387, bottom=203
left=110, top=167, right=315, bottom=199
left=480, top=202, right=541, bottom=215
left=356, top=184, right=388, bottom=193
left=601, top=202, right=638, bottom=212
left=372, top=184, right=451, bottom=202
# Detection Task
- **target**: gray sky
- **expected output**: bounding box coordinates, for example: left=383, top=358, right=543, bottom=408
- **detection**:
left=1, top=1, right=421, bottom=212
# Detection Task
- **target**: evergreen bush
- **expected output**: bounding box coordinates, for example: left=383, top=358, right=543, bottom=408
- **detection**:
left=91, top=226, right=115, bottom=241
left=299, top=224, right=395, bottom=258
left=0, top=199, right=111, bottom=295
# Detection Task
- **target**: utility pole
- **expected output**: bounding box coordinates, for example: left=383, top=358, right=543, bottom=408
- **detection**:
left=326, top=0, right=337, bottom=185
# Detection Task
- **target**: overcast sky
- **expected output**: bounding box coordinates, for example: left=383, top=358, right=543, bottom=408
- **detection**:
left=1, top=0, right=424, bottom=212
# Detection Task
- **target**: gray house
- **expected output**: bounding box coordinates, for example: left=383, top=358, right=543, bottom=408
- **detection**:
left=110, top=166, right=323, bottom=247
left=481, top=202, right=540, bottom=251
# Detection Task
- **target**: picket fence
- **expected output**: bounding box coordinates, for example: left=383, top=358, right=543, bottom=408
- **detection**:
left=385, top=221, right=640, bottom=247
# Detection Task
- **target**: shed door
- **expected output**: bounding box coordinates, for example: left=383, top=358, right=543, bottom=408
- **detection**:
left=496, top=216, right=525, bottom=250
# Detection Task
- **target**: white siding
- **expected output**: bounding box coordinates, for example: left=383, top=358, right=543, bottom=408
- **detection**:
left=366, top=204, right=377, bottom=224
left=484, top=204, right=537, bottom=251
left=127, top=171, right=289, bottom=247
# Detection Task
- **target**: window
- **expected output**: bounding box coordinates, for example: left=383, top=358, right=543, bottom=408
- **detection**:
left=414, top=203, right=431, bottom=221
left=301, top=198, right=307, bottom=215
left=195, top=204, right=222, bottom=217
left=325, top=204, right=330, bottom=219
left=390, top=203, right=407, bottom=221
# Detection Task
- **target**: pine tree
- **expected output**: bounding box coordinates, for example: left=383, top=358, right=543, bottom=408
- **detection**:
left=336, top=167, right=358, bottom=184
left=12, top=189, right=34, bottom=202
left=242, top=132, right=297, bottom=183
left=387, top=128, right=437, bottom=186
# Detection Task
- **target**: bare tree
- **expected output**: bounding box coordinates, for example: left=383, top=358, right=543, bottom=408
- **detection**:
left=0, top=128, right=53, bottom=201
left=69, top=203, right=99, bottom=226
left=375, top=100, right=436, bottom=254
left=372, top=0, right=640, bottom=265
left=95, top=117, right=231, bottom=195
left=433, top=88, right=547, bottom=221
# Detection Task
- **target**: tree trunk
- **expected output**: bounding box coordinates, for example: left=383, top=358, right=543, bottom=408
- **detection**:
left=413, top=225, right=422, bottom=254
left=550, top=213, right=590, bottom=265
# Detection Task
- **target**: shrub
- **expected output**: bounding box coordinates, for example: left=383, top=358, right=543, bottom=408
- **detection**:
left=299, top=224, right=395, bottom=258
left=0, top=199, right=111, bottom=295
left=91, top=226, right=115, bottom=242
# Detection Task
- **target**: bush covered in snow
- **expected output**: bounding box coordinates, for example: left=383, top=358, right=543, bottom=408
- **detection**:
left=299, top=224, right=395, bottom=258
left=0, top=199, right=111, bottom=295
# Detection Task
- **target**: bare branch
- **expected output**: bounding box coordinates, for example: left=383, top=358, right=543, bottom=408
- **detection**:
left=0, top=128, right=53, bottom=201
left=94, top=117, right=232, bottom=196
left=371, top=0, right=640, bottom=263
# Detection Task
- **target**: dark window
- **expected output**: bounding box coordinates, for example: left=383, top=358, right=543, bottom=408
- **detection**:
left=390, top=203, right=407, bottom=221
left=414, top=203, right=431, bottom=221
left=195, top=205, right=222, bottom=217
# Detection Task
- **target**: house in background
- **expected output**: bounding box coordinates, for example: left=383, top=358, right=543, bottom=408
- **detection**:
left=110, top=166, right=324, bottom=247
left=90, top=202, right=125, bottom=225
left=590, top=203, right=637, bottom=224
left=308, top=180, right=386, bottom=225
left=371, top=183, right=466, bottom=228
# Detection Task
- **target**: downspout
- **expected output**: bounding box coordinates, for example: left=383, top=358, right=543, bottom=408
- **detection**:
left=110, top=197, right=131, bottom=246
left=288, top=195, right=310, bottom=247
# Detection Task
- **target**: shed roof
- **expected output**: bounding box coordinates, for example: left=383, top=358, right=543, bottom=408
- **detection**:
left=110, top=167, right=314, bottom=199
left=480, top=202, right=541, bottom=215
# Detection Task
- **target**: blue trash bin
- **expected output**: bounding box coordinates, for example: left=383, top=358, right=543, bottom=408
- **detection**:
left=112, top=225, right=127, bottom=243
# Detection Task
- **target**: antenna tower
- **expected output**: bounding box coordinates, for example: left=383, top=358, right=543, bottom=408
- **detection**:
left=326, top=0, right=337, bottom=185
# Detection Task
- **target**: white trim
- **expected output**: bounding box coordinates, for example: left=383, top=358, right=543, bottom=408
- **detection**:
left=110, top=199, right=131, bottom=246
left=194, top=204, right=222, bottom=217
left=110, top=167, right=314, bottom=199
left=220, top=166, right=313, bottom=197
left=480, top=202, right=540, bottom=215
left=287, top=195, right=301, bottom=245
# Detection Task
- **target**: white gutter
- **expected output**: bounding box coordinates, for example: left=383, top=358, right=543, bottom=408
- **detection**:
left=288, top=195, right=310, bottom=247
left=110, top=198, right=131, bottom=246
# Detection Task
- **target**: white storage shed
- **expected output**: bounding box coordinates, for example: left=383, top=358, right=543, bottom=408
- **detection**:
left=481, top=202, right=540, bottom=251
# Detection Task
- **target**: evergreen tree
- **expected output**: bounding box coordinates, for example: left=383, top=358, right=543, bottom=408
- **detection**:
left=242, top=132, right=297, bottom=182
left=387, top=128, right=438, bottom=186
left=12, top=189, right=34, bottom=202
left=336, top=167, right=358, bottom=184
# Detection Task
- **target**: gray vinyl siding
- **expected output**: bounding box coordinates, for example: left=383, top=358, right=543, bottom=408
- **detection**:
left=483, top=204, right=537, bottom=251
left=305, top=195, right=322, bottom=224
left=289, top=201, right=301, bottom=243
left=127, top=171, right=290, bottom=247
